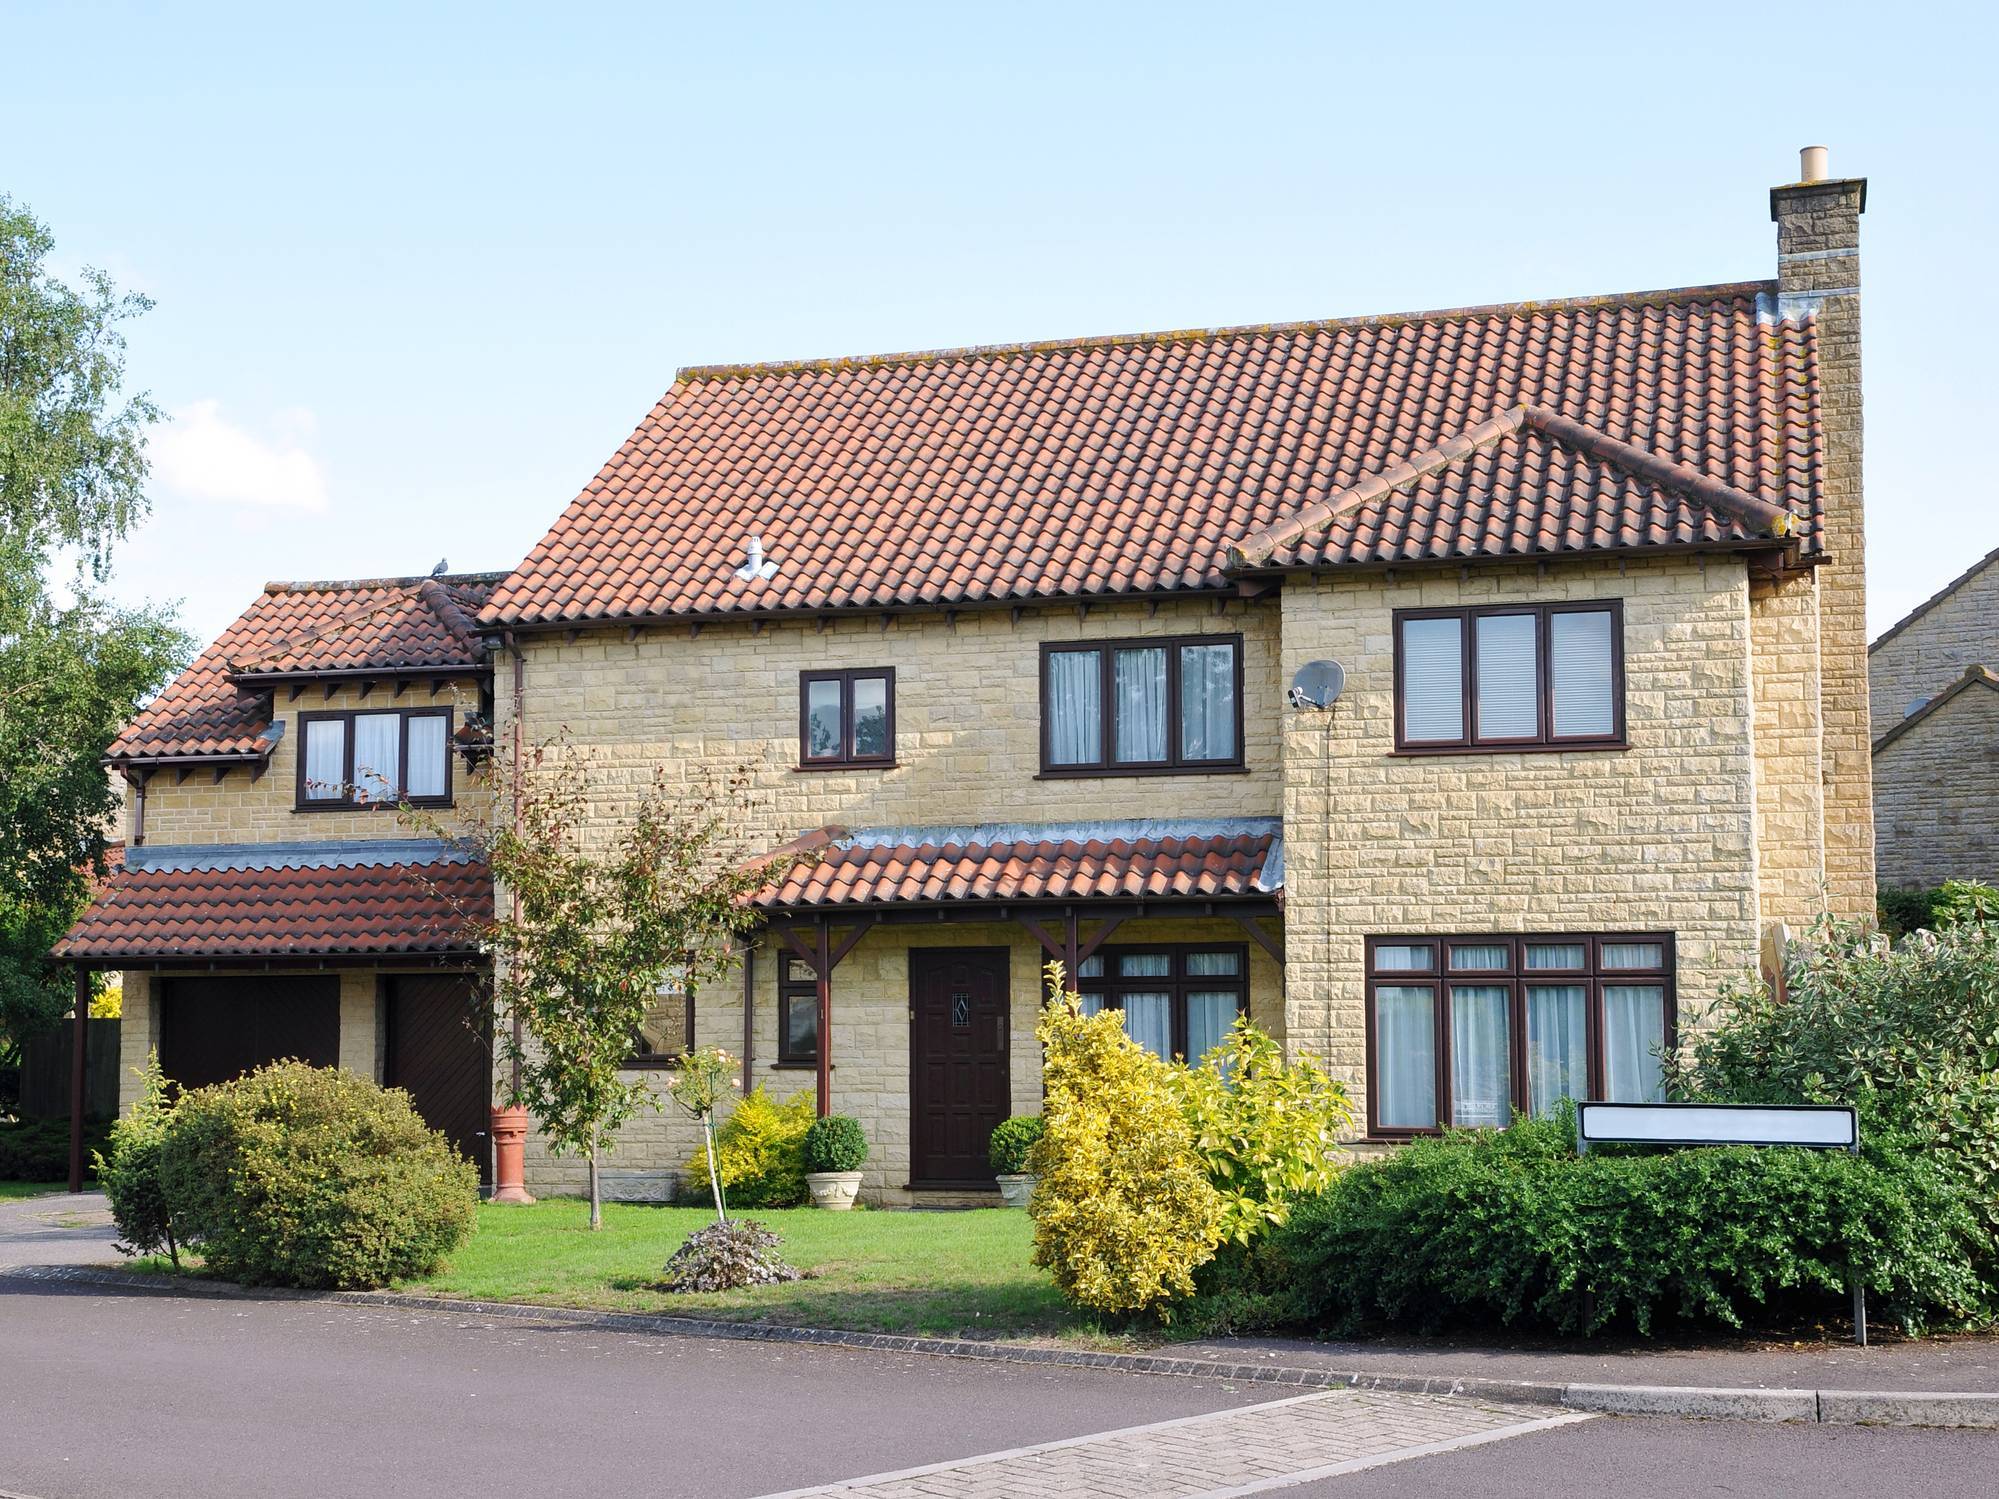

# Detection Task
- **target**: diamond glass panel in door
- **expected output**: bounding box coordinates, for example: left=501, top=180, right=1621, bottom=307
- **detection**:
left=1400, top=616, right=1464, bottom=743
left=405, top=714, right=449, bottom=800
left=1113, top=647, right=1167, bottom=764
left=1550, top=609, right=1615, bottom=738
left=1178, top=641, right=1237, bottom=761
left=1603, top=984, right=1667, bottom=1102
left=352, top=712, right=401, bottom=802
left=1374, top=985, right=1436, bottom=1129
left=850, top=675, right=890, bottom=760
left=1046, top=649, right=1102, bottom=766
left=804, top=678, right=843, bottom=761
left=1450, top=984, right=1512, bottom=1126
left=1525, top=984, right=1588, bottom=1117
left=1475, top=613, right=1539, bottom=740
left=302, top=717, right=346, bottom=801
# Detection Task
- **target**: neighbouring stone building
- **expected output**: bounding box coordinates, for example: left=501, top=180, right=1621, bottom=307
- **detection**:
left=62, top=149, right=1877, bottom=1204
left=1869, top=547, right=1999, bottom=889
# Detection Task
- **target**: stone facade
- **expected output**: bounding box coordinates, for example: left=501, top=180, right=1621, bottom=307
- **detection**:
left=1869, top=550, right=1999, bottom=741
left=1872, top=674, right=1999, bottom=889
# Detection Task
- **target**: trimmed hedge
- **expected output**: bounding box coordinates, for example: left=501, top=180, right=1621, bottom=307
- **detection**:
left=0, top=1116, right=108, bottom=1182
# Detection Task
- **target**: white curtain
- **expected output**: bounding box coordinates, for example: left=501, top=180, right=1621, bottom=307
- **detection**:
left=1373, top=943, right=1434, bottom=973
left=1526, top=984, right=1588, bottom=1117
left=1602, top=941, right=1664, bottom=970
left=1450, top=984, right=1512, bottom=1126
left=1187, top=992, right=1237, bottom=1062
left=1604, top=984, right=1667, bottom=1102
left=1178, top=642, right=1236, bottom=760
left=302, top=718, right=346, bottom=800
left=352, top=713, right=401, bottom=802
left=1550, top=609, right=1615, bottom=737
left=1374, top=984, right=1436, bottom=1128
left=1047, top=650, right=1101, bottom=765
left=405, top=715, right=448, bottom=799
left=1524, top=942, right=1586, bottom=971
left=1124, top=992, right=1172, bottom=1059
left=1185, top=951, right=1239, bottom=976
left=1400, top=617, right=1464, bottom=741
left=1475, top=613, right=1539, bottom=739
left=1113, top=647, right=1167, bottom=763
left=1447, top=943, right=1509, bottom=972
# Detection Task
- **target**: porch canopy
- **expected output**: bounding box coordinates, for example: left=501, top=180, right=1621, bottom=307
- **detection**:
left=747, top=819, right=1285, bottom=1113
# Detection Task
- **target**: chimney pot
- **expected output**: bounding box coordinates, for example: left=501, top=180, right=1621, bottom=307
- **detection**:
left=1799, top=145, right=1829, bottom=183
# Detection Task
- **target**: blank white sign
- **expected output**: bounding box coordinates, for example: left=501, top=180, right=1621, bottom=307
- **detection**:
left=1578, top=1103, right=1857, bottom=1150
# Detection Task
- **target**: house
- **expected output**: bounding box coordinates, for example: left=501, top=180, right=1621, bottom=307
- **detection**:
left=62, top=149, right=1874, bottom=1204
left=1869, top=546, right=1999, bottom=889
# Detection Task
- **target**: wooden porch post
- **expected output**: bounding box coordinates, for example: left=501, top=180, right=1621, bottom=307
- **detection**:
left=814, top=922, right=832, bottom=1118
left=68, top=968, right=89, bottom=1194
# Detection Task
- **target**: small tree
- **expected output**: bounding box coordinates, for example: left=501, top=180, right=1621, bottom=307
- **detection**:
left=669, top=1045, right=738, bottom=1222
left=409, top=741, right=770, bottom=1229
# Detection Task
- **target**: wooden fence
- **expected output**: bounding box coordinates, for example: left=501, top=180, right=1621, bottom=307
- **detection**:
left=17, top=1019, right=121, bottom=1119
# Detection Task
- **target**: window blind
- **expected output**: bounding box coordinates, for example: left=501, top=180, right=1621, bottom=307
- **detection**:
left=1400, top=617, right=1464, bottom=741
left=1474, top=613, right=1539, bottom=739
left=1550, top=608, right=1615, bottom=737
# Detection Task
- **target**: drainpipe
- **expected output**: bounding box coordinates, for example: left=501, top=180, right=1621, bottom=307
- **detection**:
left=741, top=943, right=755, bottom=1094
left=506, top=633, right=525, bottom=1098
left=130, top=769, right=148, bottom=848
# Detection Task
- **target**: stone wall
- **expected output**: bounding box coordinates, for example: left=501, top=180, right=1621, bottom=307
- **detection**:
left=1750, top=574, right=1827, bottom=926
left=1869, top=553, right=1999, bottom=741
left=1873, top=681, right=1999, bottom=889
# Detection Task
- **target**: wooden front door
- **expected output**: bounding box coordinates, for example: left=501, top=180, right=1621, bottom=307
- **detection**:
left=909, top=947, right=1010, bottom=1186
left=385, top=974, right=492, bottom=1186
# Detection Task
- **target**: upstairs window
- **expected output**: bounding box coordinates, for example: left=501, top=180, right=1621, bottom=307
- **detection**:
left=1395, top=602, right=1623, bottom=752
left=1042, top=635, right=1243, bottom=775
left=799, top=669, right=895, bottom=768
left=297, top=708, right=453, bottom=809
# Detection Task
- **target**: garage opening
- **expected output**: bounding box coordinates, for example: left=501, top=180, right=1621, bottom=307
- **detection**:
left=157, top=975, right=341, bottom=1092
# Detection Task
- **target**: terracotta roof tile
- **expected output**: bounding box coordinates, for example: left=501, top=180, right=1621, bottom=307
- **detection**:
left=483, top=284, right=1821, bottom=628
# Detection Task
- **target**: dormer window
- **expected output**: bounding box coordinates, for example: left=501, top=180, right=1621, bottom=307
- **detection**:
left=297, top=708, right=453, bottom=810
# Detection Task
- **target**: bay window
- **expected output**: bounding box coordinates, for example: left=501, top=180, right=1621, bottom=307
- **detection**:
left=1042, top=634, right=1243, bottom=775
left=1394, top=602, right=1623, bottom=751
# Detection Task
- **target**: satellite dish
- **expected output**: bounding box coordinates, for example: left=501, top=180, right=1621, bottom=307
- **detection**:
left=1288, top=660, right=1345, bottom=710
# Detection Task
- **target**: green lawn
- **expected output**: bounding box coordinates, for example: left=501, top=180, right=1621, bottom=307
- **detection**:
left=0, top=1181, right=66, bottom=1201
left=401, top=1200, right=1077, bottom=1338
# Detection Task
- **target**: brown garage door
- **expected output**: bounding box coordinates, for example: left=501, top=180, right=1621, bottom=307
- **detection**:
left=158, top=975, right=341, bottom=1092
left=385, top=974, right=492, bottom=1186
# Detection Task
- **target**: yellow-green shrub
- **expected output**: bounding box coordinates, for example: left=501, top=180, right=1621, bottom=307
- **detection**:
left=1029, top=964, right=1224, bottom=1316
left=682, top=1085, right=815, bottom=1207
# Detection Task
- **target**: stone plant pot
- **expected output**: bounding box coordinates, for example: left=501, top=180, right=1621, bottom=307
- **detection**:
left=805, top=1170, right=864, bottom=1210
left=995, top=1173, right=1036, bottom=1209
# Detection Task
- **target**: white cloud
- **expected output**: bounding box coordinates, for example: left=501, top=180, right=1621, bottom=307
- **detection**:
left=150, top=399, right=329, bottom=512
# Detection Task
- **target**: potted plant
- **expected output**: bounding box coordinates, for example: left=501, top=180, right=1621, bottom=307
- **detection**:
left=803, top=1115, right=867, bottom=1209
left=988, top=1114, right=1043, bottom=1208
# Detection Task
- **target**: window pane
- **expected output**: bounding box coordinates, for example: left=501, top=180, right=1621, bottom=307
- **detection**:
left=1603, top=984, right=1667, bottom=1102
left=1450, top=984, right=1512, bottom=1127
left=1046, top=650, right=1102, bottom=765
left=804, top=678, right=843, bottom=760
left=352, top=712, right=401, bottom=802
left=1475, top=613, right=1539, bottom=740
left=1525, top=984, right=1588, bottom=1117
left=1602, top=941, right=1665, bottom=970
left=1374, top=985, right=1436, bottom=1128
left=1372, top=943, right=1435, bottom=973
left=1448, top=943, right=1510, bottom=971
left=405, top=715, right=448, bottom=799
left=850, top=675, right=890, bottom=759
left=1113, top=647, right=1168, bottom=763
left=1400, top=616, right=1464, bottom=742
left=785, top=958, right=815, bottom=984
left=1077, top=992, right=1109, bottom=1018
left=302, top=718, right=346, bottom=801
left=1124, top=992, right=1172, bottom=1059
left=1187, top=992, right=1238, bottom=1062
left=1076, top=955, right=1104, bottom=979
left=1179, top=642, right=1237, bottom=761
left=1185, top=951, right=1240, bottom=976
left=1551, top=609, right=1615, bottom=738
left=784, top=993, right=819, bottom=1058
left=1119, top=953, right=1171, bottom=977
left=1524, top=942, right=1587, bottom=971
left=635, top=990, right=689, bottom=1058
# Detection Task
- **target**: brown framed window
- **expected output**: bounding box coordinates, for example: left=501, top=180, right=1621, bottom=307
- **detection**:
left=1394, top=602, right=1623, bottom=752
left=296, top=708, right=453, bottom=809
left=778, top=957, right=819, bottom=1063
left=1041, top=634, right=1244, bottom=776
left=1073, top=943, right=1249, bottom=1063
left=628, top=971, right=695, bottom=1067
left=1365, top=933, right=1674, bottom=1136
left=799, top=668, right=895, bottom=768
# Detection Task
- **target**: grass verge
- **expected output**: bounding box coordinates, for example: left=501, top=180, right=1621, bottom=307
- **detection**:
left=0, top=1180, right=67, bottom=1201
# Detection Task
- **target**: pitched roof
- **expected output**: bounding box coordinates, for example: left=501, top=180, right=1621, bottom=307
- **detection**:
left=53, top=841, right=490, bottom=964
left=483, top=282, right=1821, bottom=629
left=110, top=574, right=500, bottom=762
left=1871, top=543, right=1999, bottom=654
left=1872, top=665, right=1999, bottom=754
left=750, top=820, right=1282, bottom=910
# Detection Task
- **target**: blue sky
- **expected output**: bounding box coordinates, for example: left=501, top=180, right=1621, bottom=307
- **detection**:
left=11, top=0, right=1996, bottom=647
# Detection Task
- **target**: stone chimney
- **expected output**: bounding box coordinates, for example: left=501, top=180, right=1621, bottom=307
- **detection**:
left=1770, top=146, right=1873, bottom=919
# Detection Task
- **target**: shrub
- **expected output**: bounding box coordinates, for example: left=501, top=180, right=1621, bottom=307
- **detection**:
left=682, top=1085, right=814, bottom=1208
left=803, top=1114, right=867, bottom=1173
left=159, top=1061, right=476, bottom=1289
left=96, top=1053, right=179, bottom=1265
left=0, top=1116, right=108, bottom=1182
left=1879, top=881, right=1999, bottom=938
left=1271, top=1111, right=1989, bottom=1337
left=658, top=1218, right=802, bottom=1292
left=988, top=1115, right=1043, bottom=1175
left=1029, top=964, right=1223, bottom=1317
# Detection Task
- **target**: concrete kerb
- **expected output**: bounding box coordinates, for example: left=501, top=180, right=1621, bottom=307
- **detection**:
left=11, top=1263, right=1999, bottom=1430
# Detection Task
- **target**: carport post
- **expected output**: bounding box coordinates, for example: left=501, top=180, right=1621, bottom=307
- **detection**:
left=68, top=967, right=90, bottom=1194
